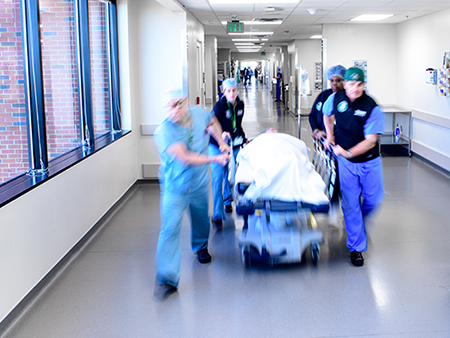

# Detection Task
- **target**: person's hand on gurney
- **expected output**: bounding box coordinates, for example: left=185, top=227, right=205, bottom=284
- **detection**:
left=215, top=152, right=231, bottom=166
left=323, top=135, right=334, bottom=151
left=312, top=129, right=326, bottom=141
left=222, top=131, right=231, bottom=143
left=324, top=136, right=349, bottom=159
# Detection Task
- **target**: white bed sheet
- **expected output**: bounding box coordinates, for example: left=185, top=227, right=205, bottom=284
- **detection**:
left=235, top=133, right=328, bottom=205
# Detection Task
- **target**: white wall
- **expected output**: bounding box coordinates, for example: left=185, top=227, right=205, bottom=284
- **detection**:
left=396, top=9, right=450, bottom=167
left=130, top=0, right=188, bottom=178
left=294, top=39, right=322, bottom=109
left=323, top=24, right=397, bottom=106
left=205, top=35, right=217, bottom=105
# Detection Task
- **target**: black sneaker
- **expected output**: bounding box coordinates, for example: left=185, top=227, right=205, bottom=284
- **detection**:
left=350, top=251, right=364, bottom=267
left=225, top=204, right=233, bottom=213
left=211, top=217, right=222, bottom=228
left=197, top=248, right=212, bottom=264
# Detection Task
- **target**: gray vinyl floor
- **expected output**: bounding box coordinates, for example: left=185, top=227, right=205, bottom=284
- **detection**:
left=4, top=79, right=450, bottom=338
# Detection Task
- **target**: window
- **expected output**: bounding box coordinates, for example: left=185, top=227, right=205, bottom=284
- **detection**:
left=0, top=0, right=124, bottom=206
left=39, top=0, right=82, bottom=160
left=88, top=0, right=111, bottom=137
left=0, top=0, right=29, bottom=184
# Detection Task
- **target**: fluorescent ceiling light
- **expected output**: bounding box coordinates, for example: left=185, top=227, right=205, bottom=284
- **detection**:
left=351, top=14, right=393, bottom=22
left=221, top=20, right=282, bottom=25
left=235, top=43, right=255, bottom=46
left=237, top=50, right=261, bottom=53
left=229, top=32, right=273, bottom=35
left=232, top=38, right=269, bottom=42
left=237, top=46, right=261, bottom=49
left=232, top=38, right=260, bottom=41
left=211, top=0, right=297, bottom=3
left=310, top=35, right=322, bottom=39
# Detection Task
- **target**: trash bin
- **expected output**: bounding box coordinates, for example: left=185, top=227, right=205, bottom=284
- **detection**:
left=272, top=78, right=277, bottom=99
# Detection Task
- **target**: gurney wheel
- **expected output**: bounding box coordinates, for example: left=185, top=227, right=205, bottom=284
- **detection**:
left=242, top=246, right=259, bottom=268
left=310, top=243, right=320, bottom=264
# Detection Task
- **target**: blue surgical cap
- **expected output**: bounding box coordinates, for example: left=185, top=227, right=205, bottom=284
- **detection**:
left=222, top=78, right=237, bottom=91
left=326, top=65, right=347, bottom=80
left=163, top=88, right=187, bottom=106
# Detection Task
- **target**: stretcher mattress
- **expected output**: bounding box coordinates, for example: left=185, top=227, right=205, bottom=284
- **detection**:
left=235, top=133, right=328, bottom=205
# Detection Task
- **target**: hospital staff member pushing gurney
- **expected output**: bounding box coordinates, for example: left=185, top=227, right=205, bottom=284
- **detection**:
left=323, top=67, right=385, bottom=267
left=153, top=89, right=229, bottom=295
left=209, top=78, right=247, bottom=228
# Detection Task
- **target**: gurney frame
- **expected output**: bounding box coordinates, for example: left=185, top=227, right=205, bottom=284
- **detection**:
left=235, top=138, right=337, bottom=267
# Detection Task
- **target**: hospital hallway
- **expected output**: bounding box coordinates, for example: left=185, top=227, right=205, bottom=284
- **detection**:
left=3, top=79, right=450, bottom=338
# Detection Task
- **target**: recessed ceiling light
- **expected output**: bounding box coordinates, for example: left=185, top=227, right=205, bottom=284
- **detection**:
left=264, top=6, right=285, bottom=12
left=310, top=35, right=322, bottom=39
left=235, top=43, right=255, bottom=46
left=351, top=14, right=394, bottom=22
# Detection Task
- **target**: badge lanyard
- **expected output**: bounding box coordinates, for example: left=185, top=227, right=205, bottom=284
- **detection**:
left=227, top=101, right=237, bottom=133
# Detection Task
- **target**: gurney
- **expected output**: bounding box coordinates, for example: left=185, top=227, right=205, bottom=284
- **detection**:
left=234, top=133, right=337, bottom=267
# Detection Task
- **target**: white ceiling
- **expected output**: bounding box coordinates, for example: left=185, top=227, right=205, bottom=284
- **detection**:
left=177, top=0, right=450, bottom=53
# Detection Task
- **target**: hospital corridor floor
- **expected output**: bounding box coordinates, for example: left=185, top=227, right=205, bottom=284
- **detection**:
left=3, top=79, right=450, bottom=338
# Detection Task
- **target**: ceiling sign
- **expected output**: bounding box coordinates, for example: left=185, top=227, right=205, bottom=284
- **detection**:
left=227, top=21, right=244, bottom=33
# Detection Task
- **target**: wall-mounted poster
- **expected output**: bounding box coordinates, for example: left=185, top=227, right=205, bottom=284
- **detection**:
left=314, top=62, right=323, bottom=92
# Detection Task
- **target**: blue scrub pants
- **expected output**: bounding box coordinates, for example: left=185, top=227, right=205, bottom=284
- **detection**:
left=276, top=82, right=281, bottom=100
left=156, top=182, right=210, bottom=287
left=338, top=156, right=384, bottom=253
left=209, top=144, right=239, bottom=221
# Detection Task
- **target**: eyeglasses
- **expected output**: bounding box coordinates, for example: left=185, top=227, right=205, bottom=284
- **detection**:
left=168, top=99, right=187, bottom=110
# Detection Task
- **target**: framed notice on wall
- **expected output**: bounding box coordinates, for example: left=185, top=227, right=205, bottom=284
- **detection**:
left=352, top=60, right=368, bottom=91
left=314, top=62, right=323, bottom=92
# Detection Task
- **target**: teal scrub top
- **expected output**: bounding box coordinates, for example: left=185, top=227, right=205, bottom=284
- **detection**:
left=154, top=106, right=215, bottom=194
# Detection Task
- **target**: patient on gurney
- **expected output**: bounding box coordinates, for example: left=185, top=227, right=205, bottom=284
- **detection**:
left=235, top=132, right=328, bottom=205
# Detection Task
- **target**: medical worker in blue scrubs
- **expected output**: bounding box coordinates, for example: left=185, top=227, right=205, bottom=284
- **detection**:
left=209, top=78, right=247, bottom=227
left=275, top=67, right=282, bottom=102
left=322, top=67, right=385, bottom=267
left=154, top=89, right=230, bottom=293
left=309, top=64, right=347, bottom=141
left=309, top=64, right=346, bottom=226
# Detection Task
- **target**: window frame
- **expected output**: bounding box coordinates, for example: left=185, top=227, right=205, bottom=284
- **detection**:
left=0, top=0, right=126, bottom=208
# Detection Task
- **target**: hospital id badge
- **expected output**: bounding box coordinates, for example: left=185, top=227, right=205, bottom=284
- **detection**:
left=233, top=136, right=243, bottom=147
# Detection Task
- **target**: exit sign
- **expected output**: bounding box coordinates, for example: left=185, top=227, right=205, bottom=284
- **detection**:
left=227, top=21, right=244, bottom=33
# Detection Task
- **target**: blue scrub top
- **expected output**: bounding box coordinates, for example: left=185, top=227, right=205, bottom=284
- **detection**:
left=154, top=106, right=214, bottom=194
